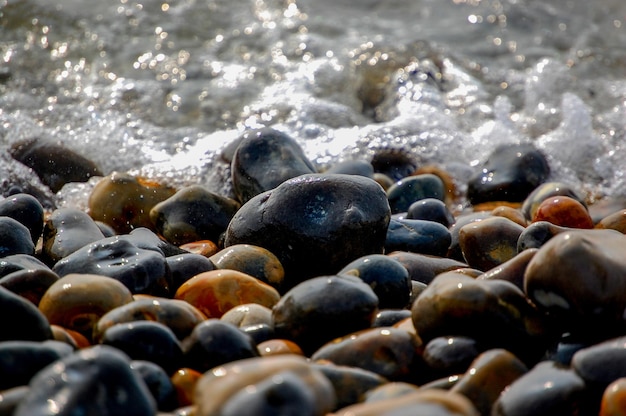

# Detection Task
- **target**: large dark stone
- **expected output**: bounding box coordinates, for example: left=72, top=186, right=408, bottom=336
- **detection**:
left=0, top=217, right=35, bottom=257
left=0, top=193, right=44, bottom=243
left=231, top=128, right=316, bottom=203
left=224, top=173, right=391, bottom=289
left=0, top=285, right=52, bottom=342
left=467, top=143, right=550, bottom=205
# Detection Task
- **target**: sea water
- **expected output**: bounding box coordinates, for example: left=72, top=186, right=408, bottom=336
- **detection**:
left=1, top=0, right=625, bottom=210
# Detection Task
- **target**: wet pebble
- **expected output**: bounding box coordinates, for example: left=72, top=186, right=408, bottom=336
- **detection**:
left=532, top=195, right=594, bottom=229
left=225, top=173, right=391, bottom=288
left=131, top=360, right=179, bottom=412
left=0, top=217, right=35, bottom=257
left=175, top=269, right=280, bottom=319
left=571, top=335, right=626, bottom=390
left=0, top=256, right=59, bottom=305
left=220, top=303, right=273, bottom=328
left=600, top=378, right=626, bottom=416
left=0, top=193, right=44, bottom=243
left=406, top=197, right=455, bottom=227
left=386, top=251, right=469, bottom=285
left=423, top=336, right=482, bottom=378
left=324, top=159, right=374, bottom=178
left=385, top=218, right=451, bottom=256
left=386, top=173, right=446, bottom=214
left=338, top=254, right=411, bottom=309
left=165, top=252, right=215, bottom=293
left=272, top=275, right=379, bottom=355
left=516, top=220, right=569, bottom=251
left=312, top=363, right=387, bottom=409
left=209, top=244, right=285, bottom=290
left=171, top=367, right=202, bottom=407
left=0, top=285, right=52, bottom=342
left=257, top=339, right=304, bottom=357
left=372, top=309, right=412, bottom=327
left=370, top=149, right=417, bottom=182
left=231, top=127, right=316, bottom=203
left=477, top=248, right=537, bottom=292
left=150, top=185, right=240, bottom=245
left=467, top=142, right=550, bottom=205
left=596, top=209, right=626, bottom=233
left=521, top=181, right=586, bottom=221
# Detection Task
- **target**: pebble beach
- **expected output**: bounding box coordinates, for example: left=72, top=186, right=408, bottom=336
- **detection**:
left=2, top=0, right=626, bottom=415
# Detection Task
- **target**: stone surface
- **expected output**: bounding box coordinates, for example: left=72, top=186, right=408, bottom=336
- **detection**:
left=521, top=181, right=586, bottom=221
left=406, top=197, right=455, bottom=227
left=532, top=195, right=594, bottom=229
left=209, top=244, right=284, bottom=290
left=0, top=193, right=44, bottom=243
left=0, top=285, right=52, bottom=342
left=385, top=218, right=451, bottom=256
left=386, top=174, right=446, bottom=214
left=0, top=217, right=35, bottom=257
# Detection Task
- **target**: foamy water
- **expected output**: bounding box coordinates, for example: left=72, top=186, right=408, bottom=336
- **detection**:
left=1, top=0, right=625, bottom=209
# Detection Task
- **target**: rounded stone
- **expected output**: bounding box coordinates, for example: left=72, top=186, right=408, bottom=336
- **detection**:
left=0, top=285, right=52, bottom=341
left=224, top=173, right=391, bottom=289
left=477, top=248, right=538, bottom=292
left=516, top=221, right=570, bottom=252
left=171, top=367, right=202, bottom=407
left=386, top=174, right=446, bottom=214
left=571, top=336, right=626, bottom=389
left=459, top=216, right=525, bottom=271
left=521, top=181, right=585, bottom=221
left=220, top=303, right=273, bottom=328
left=370, top=149, right=417, bottom=182
left=130, top=360, right=178, bottom=412
left=386, top=251, right=469, bottom=285
left=150, top=185, right=240, bottom=245
left=600, top=378, right=626, bottom=416
left=385, top=218, right=451, bottom=256
left=312, top=363, right=387, bottom=410
left=39, top=273, right=134, bottom=342
left=0, top=217, right=35, bottom=257
left=175, top=269, right=280, bottom=319
left=165, top=252, right=215, bottom=293
left=231, top=127, right=316, bottom=203
left=524, top=229, right=626, bottom=338
left=532, top=195, right=594, bottom=229
left=0, top=193, right=44, bottom=243
left=88, top=172, right=176, bottom=234
left=13, top=345, right=156, bottom=416
left=324, top=159, right=375, bottom=178
left=272, top=275, right=379, bottom=355
left=0, top=268, right=59, bottom=306
left=339, top=254, right=411, bottom=309
left=406, top=197, right=455, bottom=227
left=596, top=209, right=626, bottom=233
left=209, top=244, right=285, bottom=290
left=372, top=309, right=412, bottom=328
left=423, top=336, right=482, bottom=378
left=257, top=339, right=304, bottom=357
left=467, top=143, right=550, bottom=205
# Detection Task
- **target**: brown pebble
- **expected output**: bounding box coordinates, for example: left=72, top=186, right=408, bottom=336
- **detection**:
left=171, top=367, right=202, bottom=407
left=600, top=378, right=626, bottom=416
left=532, top=195, right=594, bottom=229
left=209, top=244, right=285, bottom=290
left=257, top=339, right=305, bottom=357
left=179, top=240, right=219, bottom=257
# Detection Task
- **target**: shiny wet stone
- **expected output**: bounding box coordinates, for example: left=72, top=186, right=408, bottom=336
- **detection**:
left=467, top=142, right=550, bottom=205
left=384, top=218, right=451, bottom=256
left=150, top=184, right=240, bottom=245
left=477, top=248, right=537, bottom=292
left=0, top=217, right=35, bottom=257
left=0, top=267, right=59, bottom=306
left=225, top=173, right=391, bottom=289
left=423, top=336, right=482, bottom=378
left=312, top=363, right=387, bottom=410
left=338, top=254, right=411, bottom=309
left=386, top=251, right=469, bottom=285
left=14, top=345, right=156, bottom=416
left=596, top=209, right=626, bottom=233
left=272, top=275, right=379, bottom=355
left=571, top=335, right=626, bottom=390
left=131, top=360, right=178, bottom=412
left=372, top=309, right=412, bottom=327
left=209, top=244, right=285, bottom=290
left=220, top=303, right=273, bottom=329
left=324, top=159, right=375, bottom=178
left=600, top=378, right=626, bottom=416
left=516, top=220, right=570, bottom=252
left=0, top=285, right=52, bottom=342
left=165, top=252, right=215, bottom=293
left=521, top=181, right=586, bottom=221
left=0, top=193, right=44, bottom=243
left=532, top=195, right=594, bottom=229
left=230, top=127, right=316, bottom=203
left=386, top=173, right=446, bottom=214
left=406, top=197, right=455, bottom=227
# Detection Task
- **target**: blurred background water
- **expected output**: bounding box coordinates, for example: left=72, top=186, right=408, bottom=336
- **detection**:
left=1, top=0, right=625, bottom=209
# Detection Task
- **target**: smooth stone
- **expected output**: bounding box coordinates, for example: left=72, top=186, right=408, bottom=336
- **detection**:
left=600, top=378, right=626, bottom=416
left=423, top=336, right=482, bottom=378
left=0, top=193, right=44, bottom=243
left=94, top=297, right=206, bottom=343
left=101, top=321, right=183, bottom=375
left=41, top=207, right=105, bottom=265
left=373, top=172, right=395, bottom=190
left=50, top=325, right=90, bottom=349
left=370, top=149, right=417, bottom=182
left=165, top=253, right=215, bottom=293
left=458, top=216, right=525, bottom=271
left=312, top=327, right=424, bottom=383
left=385, top=218, right=451, bottom=256
left=88, top=172, right=176, bottom=234
left=524, top=229, right=626, bottom=338
left=131, top=360, right=178, bottom=412
left=467, top=142, right=550, bottom=205
left=193, top=355, right=333, bottom=416
left=0, top=340, right=73, bottom=390
left=532, top=195, right=594, bottom=229
left=516, top=221, right=570, bottom=252
left=412, top=272, right=550, bottom=362
left=338, top=254, right=411, bottom=309
left=450, top=349, right=528, bottom=415
left=596, top=209, right=626, bottom=233
left=181, top=319, right=259, bottom=373
left=171, top=367, right=202, bottom=407
left=0, top=285, right=52, bottom=341
left=220, top=303, right=273, bottom=328
left=14, top=345, right=156, bottom=416
left=240, top=322, right=275, bottom=344
left=492, top=360, right=587, bottom=416
left=224, top=173, right=391, bottom=289
left=447, top=211, right=492, bottom=261
left=333, top=388, right=479, bottom=416
left=477, top=248, right=538, bottom=292
left=150, top=185, right=240, bottom=245
left=0, top=217, right=34, bottom=257
left=312, top=363, right=388, bottom=410
left=9, top=137, right=102, bottom=193
left=0, top=254, right=51, bottom=277
left=39, top=273, right=134, bottom=342
left=120, top=227, right=187, bottom=257
left=0, top=386, right=29, bottom=416
left=363, top=382, right=420, bottom=402
left=521, top=181, right=586, bottom=221
left=572, top=336, right=626, bottom=389
left=0, top=268, right=59, bottom=306
left=386, top=174, right=446, bottom=214
left=175, top=269, right=280, bottom=319
left=231, top=127, right=316, bottom=203
left=209, top=244, right=285, bottom=290
left=372, top=309, right=412, bottom=328
left=257, top=339, right=304, bottom=357
left=324, top=159, right=375, bottom=178
left=406, top=198, right=455, bottom=227
left=52, top=231, right=171, bottom=296
left=491, top=205, right=527, bottom=227
left=386, top=251, right=469, bottom=285
left=272, top=275, right=379, bottom=355
left=178, top=239, right=219, bottom=257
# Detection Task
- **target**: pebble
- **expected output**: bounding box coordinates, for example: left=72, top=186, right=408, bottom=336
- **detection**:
left=131, top=360, right=179, bottom=412
left=0, top=217, right=35, bottom=257
left=165, top=252, right=215, bottom=293
left=209, top=244, right=285, bottom=290
left=230, top=127, right=316, bottom=203
left=371, top=309, right=412, bottom=327
left=386, top=173, right=446, bottom=214
left=521, top=181, right=586, bottom=221
left=338, top=254, right=411, bottom=309
left=0, top=193, right=44, bottom=243
left=385, top=218, right=451, bottom=256
left=0, top=285, right=52, bottom=342
left=532, top=195, right=594, bottom=229
left=422, top=336, right=481, bottom=378
left=596, top=209, right=626, bottom=233
left=272, top=275, right=379, bottom=355
left=467, top=142, right=550, bottom=205
left=600, top=378, right=626, bottom=416
left=406, top=197, right=456, bottom=227
left=477, top=248, right=537, bottom=292
left=257, top=339, right=304, bottom=357
left=150, top=185, right=240, bottom=245
left=170, top=367, right=202, bottom=407
left=370, top=148, right=417, bottom=182
left=324, top=159, right=375, bottom=178
left=516, top=220, right=569, bottom=251
left=220, top=303, right=273, bottom=328
left=224, top=173, right=391, bottom=289
left=312, top=363, right=387, bottom=409
left=174, top=269, right=280, bottom=319
left=386, top=251, right=469, bottom=285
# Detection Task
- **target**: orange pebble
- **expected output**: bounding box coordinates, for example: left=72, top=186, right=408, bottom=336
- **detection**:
left=179, top=240, right=220, bottom=257
left=600, top=378, right=626, bottom=416
left=532, top=196, right=594, bottom=229
left=174, top=269, right=280, bottom=318
left=171, top=367, right=203, bottom=407
left=257, top=339, right=304, bottom=357
left=596, top=209, right=626, bottom=234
